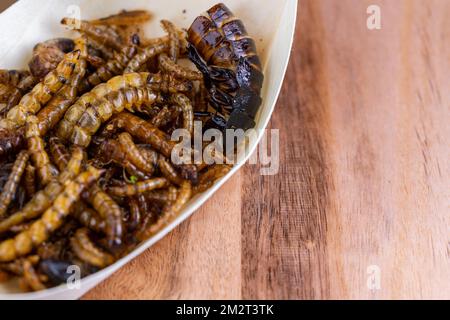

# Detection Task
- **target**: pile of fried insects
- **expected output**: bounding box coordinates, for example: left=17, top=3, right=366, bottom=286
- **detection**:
left=0, top=3, right=263, bottom=292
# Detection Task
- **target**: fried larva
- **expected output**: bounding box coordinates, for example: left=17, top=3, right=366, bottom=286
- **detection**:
left=0, top=151, right=29, bottom=218
left=118, top=132, right=154, bottom=175
left=108, top=177, right=169, bottom=197
left=70, top=228, right=114, bottom=268
left=2, top=50, right=81, bottom=129
left=56, top=72, right=150, bottom=141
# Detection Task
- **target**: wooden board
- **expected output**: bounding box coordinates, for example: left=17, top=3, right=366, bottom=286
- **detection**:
left=1, top=0, right=448, bottom=299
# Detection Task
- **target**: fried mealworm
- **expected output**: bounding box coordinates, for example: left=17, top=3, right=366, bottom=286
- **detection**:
left=0, top=70, right=29, bottom=86
left=23, top=164, right=36, bottom=199
left=86, top=36, right=115, bottom=60
left=146, top=72, right=193, bottom=93
left=108, top=177, right=168, bottom=197
left=1, top=50, right=80, bottom=129
left=70, top=228, right=114, bottom=268
left=61, top=18, right=124, bottom=51
left=72, top=203, right=106, bottom=234
left=0, top=127, right=26, bottom=159
left=0, top=83, right=15, bottom=104
left=137, top=146, right=159, bottom=167
left=158, top=53, right=202, bottom=80
left=79, top=45, right=138, bottom=92
left=138, top=181, right=191, bottom=240
left=158, top=156, right=184, bottom=186
left=85, top=185, right=124, bottom=247
left=160, top=20, right=180, bottom=61
left=3, top=75, right=38, bottom=117
left=35, top=37, right=88, bottom=136
left=97, top=138, right=149, bottom=180
left=105, top=112, right=175, bottom=158
left=118, top=132, right=154, bottom=175
left=22, top=258, right=46, bottom=291
left=128, top=197, right=141, bottom=231
left=0, top=166, right=103, bottom=262
left=150, top=105, right=180, bottom=128
left=48, top=137, right=71, bottom=172
left=71, top=86, right=164, bottom=147
left=193, top=164, right=231, bottom=194
left=124, top=42, right=168, bottom=73
left=56, top=72, right=150, bottom=141
left=26, top=115, right=58, bottom=186
left=144, top=186, right=178, bottom=204
left=170, top=93, right=194, bottom=135
left=0, top=150, right=29, bottom=218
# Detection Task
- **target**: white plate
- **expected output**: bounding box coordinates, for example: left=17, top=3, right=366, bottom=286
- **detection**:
left=0, top=0, right=297, bottom=299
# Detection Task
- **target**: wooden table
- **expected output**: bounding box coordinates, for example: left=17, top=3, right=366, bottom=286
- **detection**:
left=2, top=0, right=449, bottom=299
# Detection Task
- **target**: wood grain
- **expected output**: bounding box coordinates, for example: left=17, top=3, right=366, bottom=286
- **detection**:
left=1, top=0, right=448, bottom=299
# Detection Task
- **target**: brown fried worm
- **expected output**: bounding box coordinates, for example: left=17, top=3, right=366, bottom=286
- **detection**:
left=0, top=128, right=26, bottom=159
left=128, top=197, right=141, bottom=231
left=193, top=164, right=231, bottom=194
left=48, top=137, right=71, bottom=171
left=70, top=228, right=114, bottom=268
left=0, top=83, right=15, bottom=104
left=0, top=70, right=30, bottom=86
left=103, top=112, right=198, bottom=182
left=86, top=37, right=115, bottom=60
left=78, top=45, right=138, bottom=93
left=0, top=166, right=103, bottom=262
left=125, top=29, right=189, bottom=73
left=158, top=53, right=203, bottom=81
left=160, top=20, right=180, bottom=61
left=85, top=185, right=124, bottom=247
left=104, top=112, right=175, bottom=158
left=0, top=39, right=86, bottom=159
left=71, top=86, right=164, bottom=147
left=144, top=187, right=178, bottom=203
left=170, top=93, right=194, bottom=135
left=3, top=75, right=38, bottom=117
left=138, top=181, right=191, bottom=240
left=97, top=139, right=149, bottom=180
left=107, top=178, right=169, bottom=197
left=1, top=50, right=81, bottom=129
left=118, top=132, right=154, bottom=175
left=25, top=116, right=58, bottom=186
left=36, top=37, right=88, bottom=136
left=24, top=164, right=36, bottom=198
left=72, top=203, right=106, bottom=234
left=123, top=42, right=168, bottom=73
left=137, top=146, right=159, bottom=167
left=22, top=259, right=46, bottom=291
left=0, top=151, right=29, bottom=218
left=150, top=105, right=181, bottom=128
left=61, top=18, right=124, bottom=51
left=158, top=156, right=184, bottom=186
left=56, top=72, right=151, bottom=141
